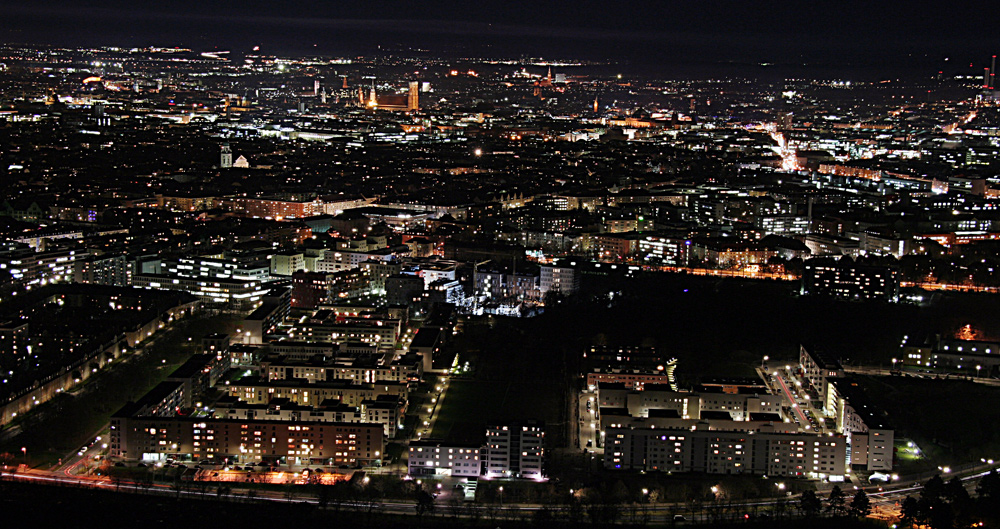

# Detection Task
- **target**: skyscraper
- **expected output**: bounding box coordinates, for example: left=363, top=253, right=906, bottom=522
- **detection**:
left=220, top=143, right=233, bottom=168
left=408, top=81, right=420, bottom=112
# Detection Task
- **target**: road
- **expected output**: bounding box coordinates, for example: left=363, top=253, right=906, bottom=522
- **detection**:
left=6, top=459, right=998, bottom=525
left=413, top=376, right=449, bottom=441
left=769, top=368, right=811, bottom=428
left=844, top=365, right=1000, bottom=387
left=576, top=390, right=600, bottom=452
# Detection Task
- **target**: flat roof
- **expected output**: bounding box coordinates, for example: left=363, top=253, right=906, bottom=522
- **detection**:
left=833, top=377, right=894, bottom=430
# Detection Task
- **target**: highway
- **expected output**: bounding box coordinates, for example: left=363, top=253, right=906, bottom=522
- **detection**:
left=7, top=458, right=998, bottom=525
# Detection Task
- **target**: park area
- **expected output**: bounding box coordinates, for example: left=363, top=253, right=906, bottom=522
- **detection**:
left=430, top=378, right=566, bottom=445
left=851, top=374, right=1000, bottom=472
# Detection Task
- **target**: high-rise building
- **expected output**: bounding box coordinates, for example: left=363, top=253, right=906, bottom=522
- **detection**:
left=483, top=421, right=545, bottom=479
left=408, top=81, right=420, bottom=112
left=220, top=143, right=233, bottom=168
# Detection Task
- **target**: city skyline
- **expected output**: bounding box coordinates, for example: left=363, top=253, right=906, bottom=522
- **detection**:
left=3, top=5, right=1000, bottom=527
left=2, top=1, right=998, bottom=79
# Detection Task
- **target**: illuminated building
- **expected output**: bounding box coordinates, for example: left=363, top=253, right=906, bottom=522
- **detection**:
left=228, top=377, right=407, bottom=407
left=291, top=271, right=332, bottom=308
left=285, top=308, right=401, bottom=348
left=225, top=196, right=323, bottom=220
left=596, top=383, right=783, bottom=422
left=362, top=81, right=421, bottom=112
left=220, top=143, right=233, bottom=168
left=258, top=355, right=418, bottom=386
left=133, top=274, right=267, bottom=310
left=110, top=413, right=383, bottom=466
left=271, top=252, right=305, bottom=277
left=901, top=334, right=1000, bottom=377
left=593, top=232, right=643, bottom=260
left=73, top=254, right=130, bottom=286
left=408, top=440, right=481, bottom=477
left=385, top=274, right=424, bottom=306
left=539, top=261, right=579, bottom=297
left=583, top=345, right=670, bottom=372
left=639, top=235, right=690, bottom=266
left=605, top=427, right=847, bottom=479
left=828, top=381, right=894, bottom=471
left=585, top=363, right=677, bottom=391
left=242, top=293, right=290, bottom=345
left=796, top=346, right=895, bottom=471
left=0, top=246, right=81, bottom=288
left=0, top=320, right=29, bottom=357
left=689, top=239, right=778, bottom=268
left=801, top=258, right=899, bottom=302
left=408, top=80, right=419, bottom=111
left=483, top=421, right=545, bottom=479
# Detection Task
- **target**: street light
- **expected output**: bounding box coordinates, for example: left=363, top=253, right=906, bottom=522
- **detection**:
left=499, top=486, right=504, bottom=506
left=976, top=365, right=982, bottom=378
left=21, top=447, right=26, bottom=465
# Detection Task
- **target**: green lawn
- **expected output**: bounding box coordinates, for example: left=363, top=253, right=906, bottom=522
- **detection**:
left=431, top=379, right=565, bottom=445
left=852, top=375, right=1000, bottom=466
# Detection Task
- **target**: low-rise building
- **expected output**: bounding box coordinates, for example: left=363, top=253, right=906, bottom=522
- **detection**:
left=228, top=377, right=407, bottom=407
left=801, top=258, right=899, bottom=302
left=110, top=415, right=383, bottom=466
left=407, top=440, right=482, bottom=478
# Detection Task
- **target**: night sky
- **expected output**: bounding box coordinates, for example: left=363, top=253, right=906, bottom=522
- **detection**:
left=1, top=1, right=997, bottom=78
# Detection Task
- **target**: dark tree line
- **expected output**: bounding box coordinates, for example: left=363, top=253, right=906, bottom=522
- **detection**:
left=899, top=471, right=1000, bottom=528
left=799, top=486, right=870, bottom=519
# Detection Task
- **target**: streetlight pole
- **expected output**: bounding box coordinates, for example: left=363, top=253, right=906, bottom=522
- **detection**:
left=976, top=365, right=982, bottom=379
left=21, top=447, right=27, bottom=466
left=499, top=486, right=504, bottom=507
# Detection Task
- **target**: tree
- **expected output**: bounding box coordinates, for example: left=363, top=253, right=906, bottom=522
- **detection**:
left=826, top=485, right=847, bottom=517
left=415, top=489, right=436, bottom=519
left=922, top=475, right=946, bottom=504
left=900, top=496, right=920, bottom=528
left=849, top=489, right=871, bottom=518
left=927, top=500, right=955, bottom=529
left=977, top=469, right=1000, bottom=503
left=918, top=475, right=953, bottom=529
left=216, top=485, right=231, bottom=502
left=800, top=490, right=821, bottom=518
left=977, top=469, right=1000, bottom=522
left=945, top=476, right=973, bottom=527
